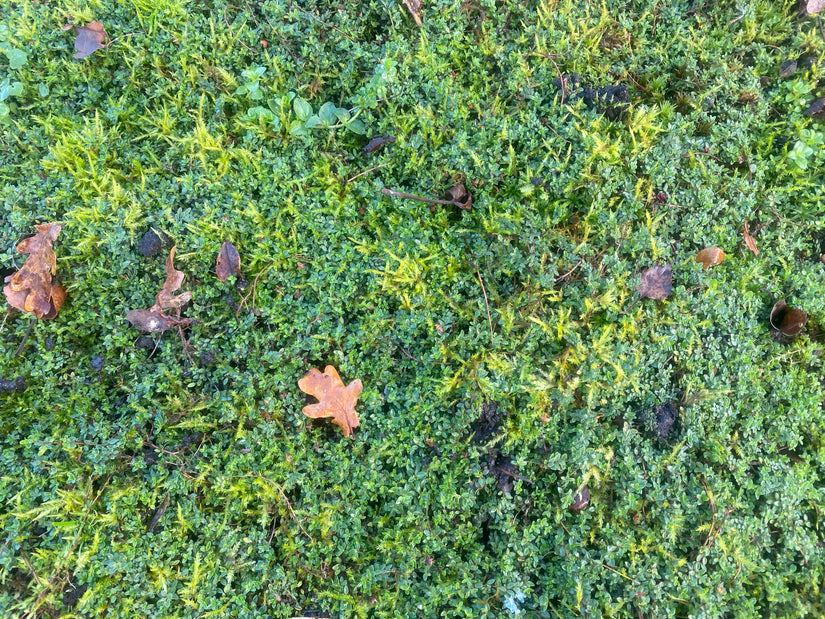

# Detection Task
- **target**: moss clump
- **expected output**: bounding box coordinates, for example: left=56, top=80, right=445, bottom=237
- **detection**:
left=2, top=1, right=825, bottom=617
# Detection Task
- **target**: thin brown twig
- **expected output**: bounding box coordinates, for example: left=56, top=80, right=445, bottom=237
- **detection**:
left=345, top=163, right=389, bottom=184
left=236, top=261, right=275, bottom=322
left=474, top=265, right=494, bottom=345
left=494, top=467, right=533, bottom=485
left=381, top=187, right=454, bottom=206
left=14, top=316, right=35, bottom=357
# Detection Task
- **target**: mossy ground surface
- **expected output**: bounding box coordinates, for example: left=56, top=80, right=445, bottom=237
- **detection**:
left=2, top=1, right=825, bottom=617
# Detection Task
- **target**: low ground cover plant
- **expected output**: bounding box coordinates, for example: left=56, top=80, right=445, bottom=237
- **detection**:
left=1, top=0, right=825, bottom=617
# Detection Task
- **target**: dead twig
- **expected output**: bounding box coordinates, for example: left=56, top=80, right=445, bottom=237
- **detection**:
left=14, top=316, right=35, bottom=357
left=474, top=265, right=495, bottom=345
left=344, top=163, right=389, bottom=184
left=381, top=187, right=455, bottom=206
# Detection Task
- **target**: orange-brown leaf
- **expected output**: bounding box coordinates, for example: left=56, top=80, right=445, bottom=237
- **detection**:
left=695, top=247, right=726, bottom=270
left=298, top=366, right=363, bottom=437
left=3, top=223, right=64, bottom=319
left=743, top=222, right=759, bottom=257
left=216, top=241, right=241, bottom=282
left=770, top=300, right=808, bottom=339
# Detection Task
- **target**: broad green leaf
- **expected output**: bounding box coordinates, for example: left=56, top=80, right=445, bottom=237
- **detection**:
left=293, top=97, right=312, bottom=121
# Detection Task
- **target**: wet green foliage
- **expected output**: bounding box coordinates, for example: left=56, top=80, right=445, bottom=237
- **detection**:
left=2, top=0, right=825, bottom=616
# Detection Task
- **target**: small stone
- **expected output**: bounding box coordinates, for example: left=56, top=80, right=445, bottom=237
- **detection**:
left=90, top=355, right=105, bottom=371
left=44, top=336, right=55, bottom=351
left=137, top=229, right=162, bottom=257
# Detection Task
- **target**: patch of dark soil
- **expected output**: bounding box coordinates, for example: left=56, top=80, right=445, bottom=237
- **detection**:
left=61, top=581, right=87, bottom=608
left=552, top=73, right=630, bottom=119
left=640, top=402, right=679, bottom=443
left=135, top=336, right=156, bottom=350
left=137, top=229, right=163, bottom=257
left=199, top=349, right=217, bottom=366
left=0, top=376, right=27, bottom=394
left=471, top=401, right=505, bottom=445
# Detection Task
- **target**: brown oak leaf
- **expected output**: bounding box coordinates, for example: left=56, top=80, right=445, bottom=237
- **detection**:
left=3, top=223, right=66, bottom=319
left=126, top=246, right=193, bottom=332
left=298, top=366, right=363, bottom=437
left=568, top=484, right=590, bottom=512
left=73, top=21, right=108, bottom=59
left=636, top=264, right=672, bottom=300
left=695, top=247, right=726, bottom=270
left=216, top=241, right=241, bottom=282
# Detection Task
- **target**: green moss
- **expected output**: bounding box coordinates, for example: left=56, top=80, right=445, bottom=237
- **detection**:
left=1, top=0, right=825, bottom=617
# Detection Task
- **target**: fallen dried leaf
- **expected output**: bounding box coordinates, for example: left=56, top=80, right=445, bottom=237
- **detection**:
left=3, top=223, right=65, bottom=319
left=298, top=366, right=363, bottom=437
left=808, top=0, right=825, bottom=14
left=403, top=0, right=422, bottom=25
left=126, top=246, right=193, bottom=333
left=362, top=135, right=396, bottom=156
left=770, top=300, right=808, bottom=339
left=216, top=241, right=241, bottom=282
left=695, top=247, right=726, bottom=270
left=445, top=183, right=472, bottom=211
left=568, top=484, right=590, bottom=512
left=778, top=59, right=798, bottom=78
left=73, top=21, right=108, bottom=59
left=636, top=264, right=672, bottom=300
left=804, top=96, right=825, bottom=119
left=743, top=222, right=759, bottom=257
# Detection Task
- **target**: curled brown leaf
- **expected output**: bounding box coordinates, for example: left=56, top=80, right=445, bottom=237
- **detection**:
left=568, top=484, right=590, bottom=512
left=696, top=247, right=726, bottom=270
left=403, top=0, right=422, bottom=25
left=126, top=246, right=193, bottom=333
left=770, top=300, right=808, bottom=340
left=3, top=223, right=65, bottom=319
left=743, top=222, right=759, bottom=257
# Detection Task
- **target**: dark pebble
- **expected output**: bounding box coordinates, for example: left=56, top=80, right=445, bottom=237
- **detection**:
left=0, top=376, right=27, bottom=393
left=137, top=229, right=162, bottom=257
left=90, top=355, right=105, bottom=371
left=44, top=336, right=55, bottom=351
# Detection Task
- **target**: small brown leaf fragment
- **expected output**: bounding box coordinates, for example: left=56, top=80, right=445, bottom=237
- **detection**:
left=3, top=223, right=65, bottom=319
left=568, top=484, right=590, bottom=512
left=73, top=21, right=108, bottom=59
left=403, top=0, right=422, bottom=25
left=804, top=96, right=825, bottom=119
left=743, top=222, right=759, bottom=257
left=156, top=246, right=191, bottom=310
left=445, top=183, right=472, bottom=211
left=298, top=366, right=363, bottom=438
left=808, top=0, right=825, bottom=14
left=695, top=247, right=726, bottom=270
left=770, top=300, right=808, bottom=339
left=216, top=241, right=241, bottom=282
left=126, top=246, right=193, bottom=333
left=362, top=135, right=396, bottom=156
left=636, top=264, right=672, bottom=300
